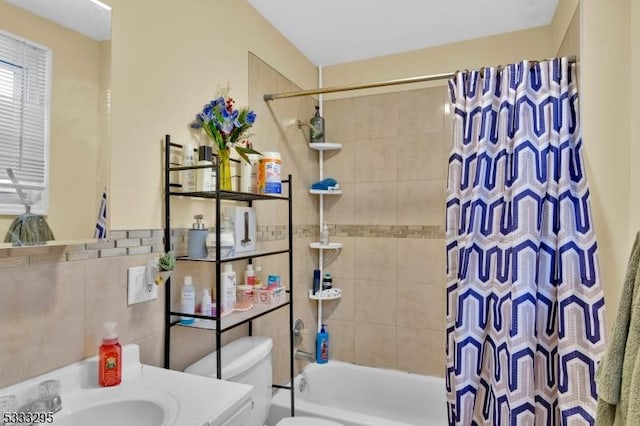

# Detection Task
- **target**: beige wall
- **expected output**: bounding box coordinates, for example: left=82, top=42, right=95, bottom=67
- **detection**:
left=322, top=26, right=554, bottom=98
left=581, top=0, right=632, bottom=335
left=0, top=2, right=105, bottom=241
left=107, top=0, right=317, bottom=232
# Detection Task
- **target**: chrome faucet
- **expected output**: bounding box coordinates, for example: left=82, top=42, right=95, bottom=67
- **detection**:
left=294, top=349, right=315, bottom=363
left=1, top=380, right=62, bottom=426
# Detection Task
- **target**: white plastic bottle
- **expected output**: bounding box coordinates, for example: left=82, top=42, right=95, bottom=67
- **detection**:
left=201, top=288, right=212, bottom=317
left=180, top=276, right=195, bottom=324
left=320, top=222, right=330, bottom=245
left=182, top=144, right=197, bottom=192
left=196, top=145, right=215, bottom=192
left=221, top=264, right=236, bottom=315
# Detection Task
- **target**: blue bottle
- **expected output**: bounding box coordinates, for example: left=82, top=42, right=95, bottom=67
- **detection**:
left=316, top=324, right=329, bottom=364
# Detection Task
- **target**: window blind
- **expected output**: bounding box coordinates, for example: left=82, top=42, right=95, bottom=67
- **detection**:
left=0, top=29, right=51, bottom=215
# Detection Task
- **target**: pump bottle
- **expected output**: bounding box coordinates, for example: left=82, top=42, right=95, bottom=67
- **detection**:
left=310, top=106, right=325, bottom=143
left=99, top=322, right=122, bottom=387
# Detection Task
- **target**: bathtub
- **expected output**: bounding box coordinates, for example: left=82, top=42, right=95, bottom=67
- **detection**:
left=266, top=360, right=447, bottom=426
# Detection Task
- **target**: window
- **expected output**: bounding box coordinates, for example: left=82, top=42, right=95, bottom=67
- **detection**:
left=0, top=29, right=51, bottom=215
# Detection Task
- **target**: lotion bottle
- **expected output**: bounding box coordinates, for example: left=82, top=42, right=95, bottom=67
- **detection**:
left=221, top=263, right=236, bottom=315
left=180, top=276, right=195, bottom=325
left=99, top=322, right=122, bottom=387
left=196, top=145, right=215, bottom=192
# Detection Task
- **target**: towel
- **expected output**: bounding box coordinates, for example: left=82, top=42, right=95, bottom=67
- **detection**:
left=310, top=178, right=339, bottom=191
left=596, top=231, right=640, bottom=425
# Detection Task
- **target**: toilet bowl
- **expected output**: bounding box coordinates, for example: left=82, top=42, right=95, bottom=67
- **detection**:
left=184, top=336, right=342, bottom=426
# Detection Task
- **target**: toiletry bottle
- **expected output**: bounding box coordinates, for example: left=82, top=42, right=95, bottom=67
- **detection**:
left=241, top=153, right=259, bottom=193
left=254, top=266, right=263, bottom=289
left=188, top=214, right=208, bottom=259
left=196, top=145, right=215, bottom=192
left=316, top=323, right=329, bottom=364
left=245, top=264, right=256, bottom=287
left=310, top=105, right=325, bottom=143
left=201, top=288, right=212, bottom=316
left=99, top=322, right=122, bottom=387
left=221, top=263, right=236, bottom=314
left=320, top=222, right=330, bottom=245
left=323, top=272, right=333, bottom=290
left=313, top=269, right=321, bottom=295
left=180, top=276, right=195, bottom=325
left=181, top=144, right=197, bottom=192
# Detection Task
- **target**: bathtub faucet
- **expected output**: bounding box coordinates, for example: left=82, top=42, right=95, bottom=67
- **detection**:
left=294, top=349, right=315, bottom=363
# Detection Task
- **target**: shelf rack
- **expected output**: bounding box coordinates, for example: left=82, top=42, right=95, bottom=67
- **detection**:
left=162, top=134, right=295, bottom=416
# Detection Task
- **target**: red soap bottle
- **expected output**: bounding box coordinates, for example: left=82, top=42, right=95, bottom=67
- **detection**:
left=98, top=322, right=122, bottom=387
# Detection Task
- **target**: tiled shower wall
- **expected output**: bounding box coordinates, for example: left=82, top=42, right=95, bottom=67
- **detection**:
left=318, top=89, right=450, bottom=376
left=248, top=54, right=450, bottom=380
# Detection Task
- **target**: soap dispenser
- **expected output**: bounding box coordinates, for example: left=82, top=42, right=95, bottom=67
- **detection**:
left=99, top=321, right=122, bottom=387
left=188, top=214, right=208, bottom=259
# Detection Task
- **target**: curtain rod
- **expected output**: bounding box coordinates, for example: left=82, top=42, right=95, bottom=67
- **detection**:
left=263, top=55, right=577, bottom=101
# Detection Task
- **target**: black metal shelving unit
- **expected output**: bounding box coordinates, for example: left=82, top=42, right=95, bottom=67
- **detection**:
left=162, top=134, right=295, bottom=417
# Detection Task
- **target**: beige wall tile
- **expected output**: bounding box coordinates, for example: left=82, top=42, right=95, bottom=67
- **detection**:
left=354, top=92, right=398, bottom=139
left=0, top=262, right=85, bottom=388
left=397, top=87, right=447, bottom=136
left=355, top=237, right=397, bottom=281
left=325, top=319, right=354, bottom=363
left=354, top=280, right=397, bottom=325
left=323, top=278, right=354, bottom=321
left=397, top=132, right=449, bottom=182
left=396, top=180, right=446, bottom=226
left=397, top=238, right=446, bottom=285
left=354, top=322, right=396, bottom=369
left=397, top=282, right=444, bottom=330
left=324, top=237, right=355, bottom=279
left=322, top=139, right=356, bottom=185
left=324, top=183, right=355, bottom=225
left=324, top=98, right=356, bottom=143
left=397, top=328, right=444, bottom=377
left=354, top=136, right=398, bottom=183
left=354, top=182, right=397, bottom=225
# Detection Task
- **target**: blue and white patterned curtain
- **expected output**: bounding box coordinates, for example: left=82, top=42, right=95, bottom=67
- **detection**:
left=445, top=58, right=606, bottom=425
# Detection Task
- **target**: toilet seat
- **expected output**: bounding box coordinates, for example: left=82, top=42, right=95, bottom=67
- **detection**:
left=276, top=416, right=343, bottom=426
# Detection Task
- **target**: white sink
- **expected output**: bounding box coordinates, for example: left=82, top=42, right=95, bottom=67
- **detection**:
left=0, top=344, right=253, bottom=426
left=55, top=400, right=166, bottom=426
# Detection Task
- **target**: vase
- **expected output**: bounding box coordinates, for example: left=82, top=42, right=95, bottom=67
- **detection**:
left=155, top=270, right=173, bottom=286
left=218, top=149, right=232, bottom=191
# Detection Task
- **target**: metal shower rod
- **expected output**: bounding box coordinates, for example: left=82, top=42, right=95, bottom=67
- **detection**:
left=263, top=55, right=577, bottom=101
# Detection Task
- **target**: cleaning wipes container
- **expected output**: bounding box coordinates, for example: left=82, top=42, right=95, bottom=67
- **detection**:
left=257, top=152, right=281, bottom=194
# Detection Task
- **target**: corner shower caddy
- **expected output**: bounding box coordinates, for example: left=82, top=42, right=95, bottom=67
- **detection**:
left=305, top=116, right=343, bottom=331
left=161, top=134, right=295, bottom=416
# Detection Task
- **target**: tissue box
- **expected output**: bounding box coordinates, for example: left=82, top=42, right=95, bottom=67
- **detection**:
left=253, top=286, right=285, bottom=305
left=226, top=206, right=256, bottom=253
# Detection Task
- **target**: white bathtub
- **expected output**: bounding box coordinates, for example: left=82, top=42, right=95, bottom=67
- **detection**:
left=266, top=361, right=448, bottom=426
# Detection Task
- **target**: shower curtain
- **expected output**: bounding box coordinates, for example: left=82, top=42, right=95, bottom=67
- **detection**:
left=445, top=58, right=605, bottom=425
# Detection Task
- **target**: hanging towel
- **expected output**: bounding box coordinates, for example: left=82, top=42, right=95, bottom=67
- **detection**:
left=596, top=231, right=640, bottom=425
left=94, top=188, right=107, bottom=239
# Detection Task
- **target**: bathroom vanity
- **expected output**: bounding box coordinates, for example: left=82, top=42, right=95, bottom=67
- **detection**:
left=0, top=344, right=252, bottom=426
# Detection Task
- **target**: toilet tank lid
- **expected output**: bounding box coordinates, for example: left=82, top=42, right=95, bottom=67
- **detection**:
left=184, top=336, right=273, bottom=380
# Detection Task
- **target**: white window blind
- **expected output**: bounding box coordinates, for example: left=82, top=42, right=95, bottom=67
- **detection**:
left=0, top=29, right=51, bottom=215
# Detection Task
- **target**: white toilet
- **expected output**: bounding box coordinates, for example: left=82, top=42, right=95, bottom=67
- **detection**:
left=185, top=336, right=342, bottom=426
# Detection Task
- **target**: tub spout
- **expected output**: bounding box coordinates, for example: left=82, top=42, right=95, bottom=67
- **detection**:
left=294, top=349, right=315, bottom=362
